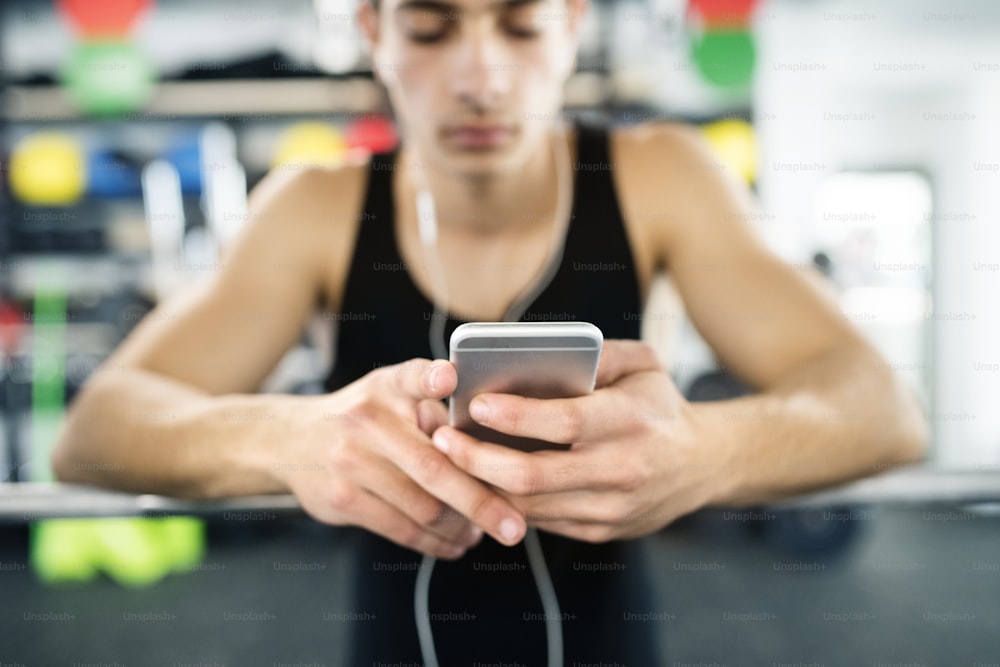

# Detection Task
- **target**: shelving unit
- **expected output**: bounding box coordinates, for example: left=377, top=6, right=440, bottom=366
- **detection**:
left=4, top=72, right=616, bottom=122
left=5, top=76, right=384, bottom=121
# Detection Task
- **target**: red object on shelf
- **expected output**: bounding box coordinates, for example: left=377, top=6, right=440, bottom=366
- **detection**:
left=59, top=0, right=151, bottom=37
left=345, top=117, right=399, bottom=155
left=688, top=0, right=759, bottom=26
left=0, top=301, right=25, bottom=355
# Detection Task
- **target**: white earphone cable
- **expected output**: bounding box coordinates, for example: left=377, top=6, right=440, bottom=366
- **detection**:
left=414, top=118, right=574, bottom=667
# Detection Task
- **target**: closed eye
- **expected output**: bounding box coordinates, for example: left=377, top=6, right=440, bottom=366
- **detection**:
left=502, top=1, right=546, bottom=39
left=397, top=7, right=457, bottom=44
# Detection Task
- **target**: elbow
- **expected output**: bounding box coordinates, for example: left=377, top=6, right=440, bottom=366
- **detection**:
left=858, top=353, right=931, bottom=473
left=50, top=445, right=74, bottom=484
left=896, top=412, right=931, bottom=466
left=49, top=413, right=87, bottom=484
left=50, top=435, right=78, bottom=484
left=885, top=390, right=931, bottom=469
left=48, top=383, right=104, bottom=486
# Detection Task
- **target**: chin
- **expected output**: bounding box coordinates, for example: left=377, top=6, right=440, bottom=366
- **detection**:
left=458, top=156, right=529, bottom=184
left=438, top=136, right=533, bottom=178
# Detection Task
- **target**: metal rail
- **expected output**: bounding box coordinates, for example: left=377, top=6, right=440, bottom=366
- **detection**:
left=2, top=467, right=1000, bottom=522
left=0, top=484, right=301, bottom=522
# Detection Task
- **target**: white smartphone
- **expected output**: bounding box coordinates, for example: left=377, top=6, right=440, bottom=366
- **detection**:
left=448, top=321, right=603, bottom=452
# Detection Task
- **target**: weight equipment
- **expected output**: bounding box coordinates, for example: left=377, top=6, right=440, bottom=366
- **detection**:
left=687, top=0, right=758, bottom=89
left=58, top=0, right=151, bottom=38
left=9, top=133, right=87, bottom=206
left=345, top=116, right=398, bottom=155
left=701, top=118, right=757, bottom=184
left=690, top=29, right=756, bottom=89
left=61, top=41, right=155, bottom=117
left=86, top=148, right=143, bottom=198
left=58, top=0, right=156, bottom=117
left=271, top=122, right=347, bottom=169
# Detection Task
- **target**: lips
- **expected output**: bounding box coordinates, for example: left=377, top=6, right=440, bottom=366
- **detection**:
left=444, top=124, right=515, bottom=149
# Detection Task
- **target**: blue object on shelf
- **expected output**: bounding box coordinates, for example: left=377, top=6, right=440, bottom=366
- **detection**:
left=87, top=149, right=142, bottom=198
left=162, top=135, right=203, bottom=196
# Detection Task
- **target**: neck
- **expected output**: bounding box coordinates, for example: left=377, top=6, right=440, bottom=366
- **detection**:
left=402, top=128, right=571, bottom=238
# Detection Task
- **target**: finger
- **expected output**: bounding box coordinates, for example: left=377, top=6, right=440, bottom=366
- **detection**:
left=381, top=358, right=457, bottom=403
left=432, top=425, right=617, bottom=495
left=495, top=487, right=627, bottom=526
left=358, top=456, right=483, bottom=547
left=595, top=340, right=661, bottom=387
left=353, top=489, right=475, bottom=560
left=529, top=519, right=616, bottom=544
left=467, top=391, right=626, bottom=444
left=376, top=420, right=527, bottom=547
left=415, top=398, right=449, bottom=437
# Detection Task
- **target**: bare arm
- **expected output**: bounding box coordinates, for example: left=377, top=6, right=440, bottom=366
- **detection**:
left=699, top=341, right=928, bottom=506
left=644, top=125, right=929, bottom=504
left=51, top=165, right=358, bottom=498
left=52, top=364, right=300, bottom=498
left=50, top=163, right=526, bottom=555
left=421, top=126, right=930, bottom=545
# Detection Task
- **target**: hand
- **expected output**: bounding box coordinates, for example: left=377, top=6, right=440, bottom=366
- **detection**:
left=430, top=341, right=735, bottom=543
left=275, top=359, right=527, bottom=559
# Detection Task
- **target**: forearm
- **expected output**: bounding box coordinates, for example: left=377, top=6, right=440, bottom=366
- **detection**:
left=698, top=341, right=929, bottom=507
left=51, top=366, right=302, bottom=499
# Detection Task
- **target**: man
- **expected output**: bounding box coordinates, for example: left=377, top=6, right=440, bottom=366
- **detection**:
left=52, top=0, right=927, bottom=662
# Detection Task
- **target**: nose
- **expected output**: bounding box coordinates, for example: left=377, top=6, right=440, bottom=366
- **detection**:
left=449, top=24, right=513, bottom=111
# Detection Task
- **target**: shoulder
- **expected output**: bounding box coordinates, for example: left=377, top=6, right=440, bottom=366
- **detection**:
left=241, top=156, right=374, bottom=311
left=608, top=121, right=752, bottom=262
left=608, top=120, right=721, bottom=202
left=609, top=120, right=707, bottom=157
left=247, top=157, right=370, bottom=231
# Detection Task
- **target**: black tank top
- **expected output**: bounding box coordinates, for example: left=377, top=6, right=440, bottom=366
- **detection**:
left=326, top=121, right=664, bottom=665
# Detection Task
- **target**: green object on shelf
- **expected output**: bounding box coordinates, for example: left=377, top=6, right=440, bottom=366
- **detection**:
left=91, top=518, right=181, bottom=587
left=691, top=28, right=756, bottom=89
left=32, top=517, right=206, bottom=587
left=61, top=40, right=154, bottom=116
left=160, top=515, right=207, bottom=572
left=29, top=263, right=67, bottom=481
left=30, top=520, right=100, bottom=584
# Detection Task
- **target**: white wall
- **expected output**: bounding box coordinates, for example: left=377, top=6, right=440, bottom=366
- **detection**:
left=754, top=0, right=1000, bottom=466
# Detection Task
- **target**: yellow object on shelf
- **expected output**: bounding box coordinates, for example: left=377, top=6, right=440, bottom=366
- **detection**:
left=271, top=122, right=347, bottom=170
left=701, top=119, right=757, bottom=184
left=9, top=133, right=87, bottom=205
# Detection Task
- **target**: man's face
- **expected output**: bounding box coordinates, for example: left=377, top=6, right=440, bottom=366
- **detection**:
left=361, top=0, right=585, bottom=179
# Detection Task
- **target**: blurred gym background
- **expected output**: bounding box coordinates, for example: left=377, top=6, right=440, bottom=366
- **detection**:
left=1, top=0, right=999, bottom=665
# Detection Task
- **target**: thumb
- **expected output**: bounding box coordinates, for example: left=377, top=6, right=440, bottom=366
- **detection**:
left=415, top=398, right=450, bottom=437
left=382, top=358, right=458, bottom=403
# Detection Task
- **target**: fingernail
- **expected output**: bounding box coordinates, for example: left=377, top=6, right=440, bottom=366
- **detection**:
left=432, top=430, right=449, bottom=454
left=467, top=527, right=484, bottom=546
left=499, top=518, right=521, bottom=543
left=470, top=398, right=490, bottom=423
left=429, top=365, right=441, bottom=392
left=447, top=545, right=465, bottom=559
